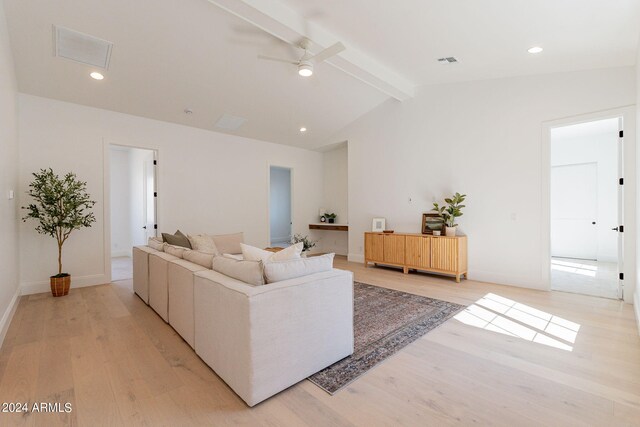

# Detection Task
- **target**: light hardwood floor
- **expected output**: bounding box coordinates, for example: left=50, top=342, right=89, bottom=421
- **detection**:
left=0, top=257, right=639, bottom=426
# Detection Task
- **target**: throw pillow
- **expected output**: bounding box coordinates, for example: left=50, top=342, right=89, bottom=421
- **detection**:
left=164, top=244, right=188, bottom=258
left=162, top=230, right=192, bottom=249
left=241, top=242, right=302, bottom=263
left=187, top=234, right=219, bottom=255
left=183, top=250, right=214, bottom=269
left=212, top=232, right=244, bottom=254
left=264, top=253, right=335, bottom=284
left=148, top=237, right=165, bottom=251
left=212, top=256, right=265, bottom=286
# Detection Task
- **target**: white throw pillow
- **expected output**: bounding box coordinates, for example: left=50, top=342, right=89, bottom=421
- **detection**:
left=240, top=242, right=303, bottom=263
left=264, top=253, right=335, bottom=284
left=164, top=244, right=187, bottom=258
left=148, top=237, right=164, bottom=251
left=212, top=232, right=244, bottom=255
left=223, top=253, right=244, bottom=261
left=183, top=250, right=214, bottom=269
left=212, top=256, right=265, bottom=286
left=187, top=234, right=219, bottom=255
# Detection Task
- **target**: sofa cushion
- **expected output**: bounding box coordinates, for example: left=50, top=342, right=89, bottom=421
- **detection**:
left=164, top=244, right=188, bottom=258
left=183, top=250, right=215, bottom=269
left=148, top=237, right=165, bottom=251
left=241, top=242, right=303, bottom=263
left=187, top=234, right=220, bottom=255
left=162, top=230, right=192, bottom=249
left=212, top=232, right=244, bottom=255
left=264, top=253, right=335, bottom=284
left=212, top=255, right=264, bottom=286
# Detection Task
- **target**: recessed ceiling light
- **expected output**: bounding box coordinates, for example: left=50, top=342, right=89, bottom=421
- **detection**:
left=299, top=127, right=307, bottom=132
left=90, top=71, right=104, bottom=80
left=527, top=46, right=543, bottom=54
left=184, top=108, right=193, bottom=115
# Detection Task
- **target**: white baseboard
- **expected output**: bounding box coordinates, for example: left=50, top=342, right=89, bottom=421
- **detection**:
left=0, top=286, right=21, bottom=349
left=20, top=274, right=108, bottom=296
left=634, top=291, right=640, bottom=336
left=111, top=250, right=132, bottom=258
left=348, top=253, right=364, bottom=263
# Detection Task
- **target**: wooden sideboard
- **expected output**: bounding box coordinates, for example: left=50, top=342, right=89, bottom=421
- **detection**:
left=364, top=232, right=468, bottom=282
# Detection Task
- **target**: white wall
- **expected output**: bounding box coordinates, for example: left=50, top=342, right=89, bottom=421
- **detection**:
left=551, top=126, right=618, bottom=262
left=329, top=67, right=636, bottom=296
left=636, top=44, right=640, bottom=330
left=269, top=166, right=292, bottom=244
left=321, top=145, right=349, bottom=255
left=0, top=0, right=20, bottom=344
left=109, top=147, right=132, bottom=256
left=18, top=94, right=324, bottom=293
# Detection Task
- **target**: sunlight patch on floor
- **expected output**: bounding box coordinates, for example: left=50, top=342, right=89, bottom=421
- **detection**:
left=551, top=259, right=597, bottom=277
left=454, top=293, right=580, bottom=351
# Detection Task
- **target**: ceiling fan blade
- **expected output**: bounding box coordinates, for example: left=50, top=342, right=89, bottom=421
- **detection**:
left=310, top=42, right=345, bottom=63
left=257, top=54, right=298, bottom=65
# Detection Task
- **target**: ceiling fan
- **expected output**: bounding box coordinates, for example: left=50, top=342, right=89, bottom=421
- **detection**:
left=257, top=37, right=345, bottom=77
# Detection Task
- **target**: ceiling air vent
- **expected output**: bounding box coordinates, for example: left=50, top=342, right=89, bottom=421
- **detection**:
left=215, top=114, right=247, bottom=131
left=437, top=57, right=458, bottom=64
left=54, top=25, right=113, bottom=69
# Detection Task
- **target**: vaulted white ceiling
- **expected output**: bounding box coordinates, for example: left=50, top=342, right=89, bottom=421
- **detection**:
left=5, top=0, right=640, bottom=149
left=282, top=0, right=640, bottom=85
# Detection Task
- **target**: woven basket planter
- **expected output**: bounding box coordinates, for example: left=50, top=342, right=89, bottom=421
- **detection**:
left=50, top=275, right=71, bottom=297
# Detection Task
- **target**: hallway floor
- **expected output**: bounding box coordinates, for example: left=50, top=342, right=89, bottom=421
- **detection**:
left=111, top=256, right=133, bottom=282
left=550, top=257, right=619, bottom=299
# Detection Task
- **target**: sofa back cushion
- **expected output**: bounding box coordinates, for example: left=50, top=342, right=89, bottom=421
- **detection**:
left=212, top=255, right=264, bottom=286
left=212, top=232, right=244, bottom=255
left=164, top=244, right=188, bottom=258
left=187, top=234, right=220, bottom=255
left=183, top=250, right=215, bottom=269
left=162, top=230, right=192, bottom=249
left=148, top=237, right=165, bottom=251
left=240, top=242, right=302, bottom=263
left=264, top=253, right=335, bottom=284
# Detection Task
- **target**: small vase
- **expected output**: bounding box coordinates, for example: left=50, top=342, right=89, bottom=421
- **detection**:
left=433, top=230, right=441, bottom=236
left=445, top=226, right=457, bottom=237
left=328, top=218, right=335, bottom=224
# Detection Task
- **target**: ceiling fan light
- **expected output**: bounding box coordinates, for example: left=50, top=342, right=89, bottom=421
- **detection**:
left=298, top=62, right=313, bottom=77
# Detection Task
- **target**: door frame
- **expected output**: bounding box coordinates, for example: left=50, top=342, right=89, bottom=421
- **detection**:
left=103, top=139, right=159, bottom=284
left=540, top=106, right=636, bottom=302
left=267, top=164, right=294, bottom=246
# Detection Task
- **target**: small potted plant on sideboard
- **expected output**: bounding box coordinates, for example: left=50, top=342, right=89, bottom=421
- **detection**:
left=433, top=192, right=466, bottom=237
left=292, top=233, right=317, bottom=257
left=22, top=169, right=96, bottom=297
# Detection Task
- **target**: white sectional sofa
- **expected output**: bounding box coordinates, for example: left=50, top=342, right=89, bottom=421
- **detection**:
left=132, top=236, right=354, bottom=407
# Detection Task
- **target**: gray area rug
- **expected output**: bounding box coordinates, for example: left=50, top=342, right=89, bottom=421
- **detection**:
left=308, top=282, right=465, bottom=394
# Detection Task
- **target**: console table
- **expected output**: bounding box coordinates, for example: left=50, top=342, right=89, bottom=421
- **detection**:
left=364, top=232, right=467, bottom=282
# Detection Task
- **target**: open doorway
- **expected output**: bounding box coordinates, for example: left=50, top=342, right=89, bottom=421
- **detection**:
left=269, top=166, right=292, bottom=247
left=109, top=145, right=157, bottom=281
left=549, top=118, right=622, bottom=299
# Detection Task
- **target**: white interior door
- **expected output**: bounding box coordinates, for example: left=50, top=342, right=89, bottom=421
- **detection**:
left=551, top=162, right=598, bottom=259
left=142, top=152, right=156, bottom=241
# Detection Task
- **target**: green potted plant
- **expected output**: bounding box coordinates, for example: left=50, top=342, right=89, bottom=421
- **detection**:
left=292, top=233, right=317, bottom=257
left=325, top=213, right=337, bottom=224
left=442, top=192, right=466, bottom=236
left=22, top=169, right=96, bottom=297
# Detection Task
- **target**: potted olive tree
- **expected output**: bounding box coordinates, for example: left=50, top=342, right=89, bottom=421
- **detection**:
left=292, top=233, right=317, bottom=257
left=22, top=169, right=96, bottom=297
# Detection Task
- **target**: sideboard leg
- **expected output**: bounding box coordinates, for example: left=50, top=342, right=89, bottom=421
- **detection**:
left=403, top=267, right=409, bottom=274
left=455, top=274, right=461, bottom=283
